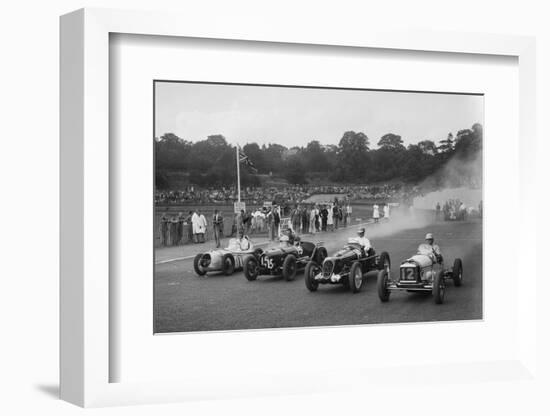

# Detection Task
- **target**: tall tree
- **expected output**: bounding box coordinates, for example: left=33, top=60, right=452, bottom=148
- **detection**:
left=335, top=131, right=370, bottom=182
left=378, top=133, right=405, bottom=151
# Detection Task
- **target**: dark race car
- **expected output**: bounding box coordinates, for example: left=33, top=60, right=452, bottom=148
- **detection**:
left=243, top=239, right=327, bottom=282
left=376, top=243, right=463, bottom=304
left=304, top=237, right=391, bottom=293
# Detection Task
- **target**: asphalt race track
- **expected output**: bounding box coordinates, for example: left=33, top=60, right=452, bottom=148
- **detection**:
left=154, top=218, right=482, bottom=333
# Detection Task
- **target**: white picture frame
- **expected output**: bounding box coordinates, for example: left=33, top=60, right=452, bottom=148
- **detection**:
left=60, top=8, right=537, bottom=407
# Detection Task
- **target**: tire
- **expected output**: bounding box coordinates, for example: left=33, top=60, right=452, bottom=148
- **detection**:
left=244, top=255, right=259, bottom=281
left=378, top=251, right=391, bottom=273
left=349, top=261, right=363, bottom=293
left=304, top=261, right=319, bottom=292
left=452, top=258, right=463, bottom=287
left=314, top=247, right=328, bottom=265
left=377, top=269, right=390, bottom=302
left=193, top=253, right=207, bottom=276
left=221, top=253, right=235, bottom=276
left=433, top=271, right=445, bottom=304
left=282, top=254, right=297, bottom=281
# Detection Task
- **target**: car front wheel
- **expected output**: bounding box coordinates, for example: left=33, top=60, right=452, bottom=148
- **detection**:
left=304, top=261, right=319, bottom=292
left=433, top=271, right=445, bottom=304
left=452, top=258, right=463, bottom=287
left=193, top=253, right=207, bottom=276
left=221, top=253, right=235, bottom=276
left=349, top=261, right=363, bottom=293
left=282, top=254, right=297, bottom=281
left=244, top=256, right=259, bottom=281
left=377, top=269, right=390, bottom=302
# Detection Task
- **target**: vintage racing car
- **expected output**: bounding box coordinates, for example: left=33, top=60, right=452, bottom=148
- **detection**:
left=243, top=240, right=327, bottom=282
left=304, top=238, right=391, bottom=293
left=376, top=243, right=463, bottom=304
left=193, top=238, right=259, bottom=276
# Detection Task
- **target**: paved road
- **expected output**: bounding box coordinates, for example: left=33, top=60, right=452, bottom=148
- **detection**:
left=154, top=218, right=482, bottom=333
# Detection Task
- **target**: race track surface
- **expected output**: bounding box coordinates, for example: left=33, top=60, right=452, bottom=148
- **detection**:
left=154, top=218, right=482, bottom=333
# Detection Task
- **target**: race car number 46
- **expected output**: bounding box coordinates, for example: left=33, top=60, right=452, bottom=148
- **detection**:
left=262, top=257, right=274, bottom=269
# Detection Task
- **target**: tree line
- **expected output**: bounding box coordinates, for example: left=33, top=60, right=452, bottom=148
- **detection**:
left=155, top=123, right=482, bottom=189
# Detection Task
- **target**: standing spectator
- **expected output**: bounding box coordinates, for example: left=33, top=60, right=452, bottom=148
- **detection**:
left=373, top=204, right=380, bottom=224
left=266, top=208, right=274, bottom=240
left=333, top=204, right=339, bottom=230
left=231, top=213, right=238, bottom=237
left=320, top=205, right=328, bottom=231
left=273, top=205, right=281, bottom=237
left=309, top=205, right=316, bottom=234
left=346, top=204, right=352, bottom=227
left=291, top=205, right=300, bottom=232
left=177, top=212, right=185, bottom=244
left=327, top=204, right=334, bottom=231
left=170, top=215, right=179, bottom=245
left=198, top=210, right=208, bottom=243
left=185, top=210, right=193, bottom=243
left=301, top=206, right=309, bottom=233
left=314, top=205, right=320, bottom=232
left=241, top=209, right=251, bottom=235
left=160, top=213, right=168, bottom=246
left=435, top=202, right=441, bottom=221
left=212, top=209, right=223, bottom=248
left=191, top=210, right=200, bottom=243
left=383, top=204, right=390, bottom=221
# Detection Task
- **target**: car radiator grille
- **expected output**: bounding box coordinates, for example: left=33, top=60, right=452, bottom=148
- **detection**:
left=322, top=260, right=334, bottom=277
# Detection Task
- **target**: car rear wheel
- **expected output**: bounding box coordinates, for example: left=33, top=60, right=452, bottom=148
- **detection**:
left=193, top=253, right=207, bottom=276
left=377, top=269, right=390, bottom=302
left=433, top=271, right=445, bottom=304
left=349, top=261, right=363, bottom=293
left=221, top=253, right=235, bottom=276
left=244, top=256, right=259, bottom=281
left=304, top=261, right=319, bottom=292
left=282, top=254, right=297, bottom=281
left=452, top=258, right=463, bottom=287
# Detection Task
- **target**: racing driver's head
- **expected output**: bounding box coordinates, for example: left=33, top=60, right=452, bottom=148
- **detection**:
left=357, top=227, right=366, bottom=238
left=425, top=233, right=434, bottom=245
left=279, top=234, right=290, bottom=247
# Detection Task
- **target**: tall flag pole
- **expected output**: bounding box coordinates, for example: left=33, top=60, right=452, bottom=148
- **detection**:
left=235, top=145, right=241, bottom=203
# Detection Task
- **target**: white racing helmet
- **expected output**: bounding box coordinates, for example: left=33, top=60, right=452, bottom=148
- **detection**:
left=425, top=233, right=434, bottom=241
left=279, top=235, right=290, bottom=243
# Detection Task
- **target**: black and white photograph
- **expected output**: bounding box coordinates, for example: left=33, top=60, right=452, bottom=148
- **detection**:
left=154, top=81, right=483, bottom=333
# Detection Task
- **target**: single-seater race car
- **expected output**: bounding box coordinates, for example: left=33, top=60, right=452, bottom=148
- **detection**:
left=376, top=243, right=463, bottom=304
left=193, top=237, right=259, bottom=276
left=243, top=237, right=327, bottom=282
left=304, top=237, right=391, bottom=293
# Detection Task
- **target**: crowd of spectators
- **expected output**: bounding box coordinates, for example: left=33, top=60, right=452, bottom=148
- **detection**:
left=435, top=199, right=482, bottom=221
left=155, top=183, right=417, bottom=206
left=157, top=199, right=362, bottom=247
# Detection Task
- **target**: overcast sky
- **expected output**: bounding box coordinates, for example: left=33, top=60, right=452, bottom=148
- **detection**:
left=154, top=82, right=483, bottom=148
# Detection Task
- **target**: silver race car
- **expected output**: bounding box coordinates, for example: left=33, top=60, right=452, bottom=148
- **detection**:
left=377, top=243, right=463, bottom=304
left=193, top=238, right=260, bottom=276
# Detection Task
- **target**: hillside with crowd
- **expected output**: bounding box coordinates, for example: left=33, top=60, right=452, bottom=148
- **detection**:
left=155, top=183, right=415, bottom=206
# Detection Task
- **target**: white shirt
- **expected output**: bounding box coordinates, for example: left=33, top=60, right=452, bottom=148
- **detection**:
left=373, top=205, right=380, bottom=219
left=191, top=212, right=200, bottom=234
left=356, top=236, right=371, bottom=250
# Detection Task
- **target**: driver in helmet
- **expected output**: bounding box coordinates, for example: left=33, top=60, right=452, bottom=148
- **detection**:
left=356, top=227, right=372, bottom=255
left=423, top=233, right=442, bottom=263
left=279, top=234, right=291, bottom=248
left=237, top=229, right=252, bottom=250
left=285, top=226, right=301, bottom=245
